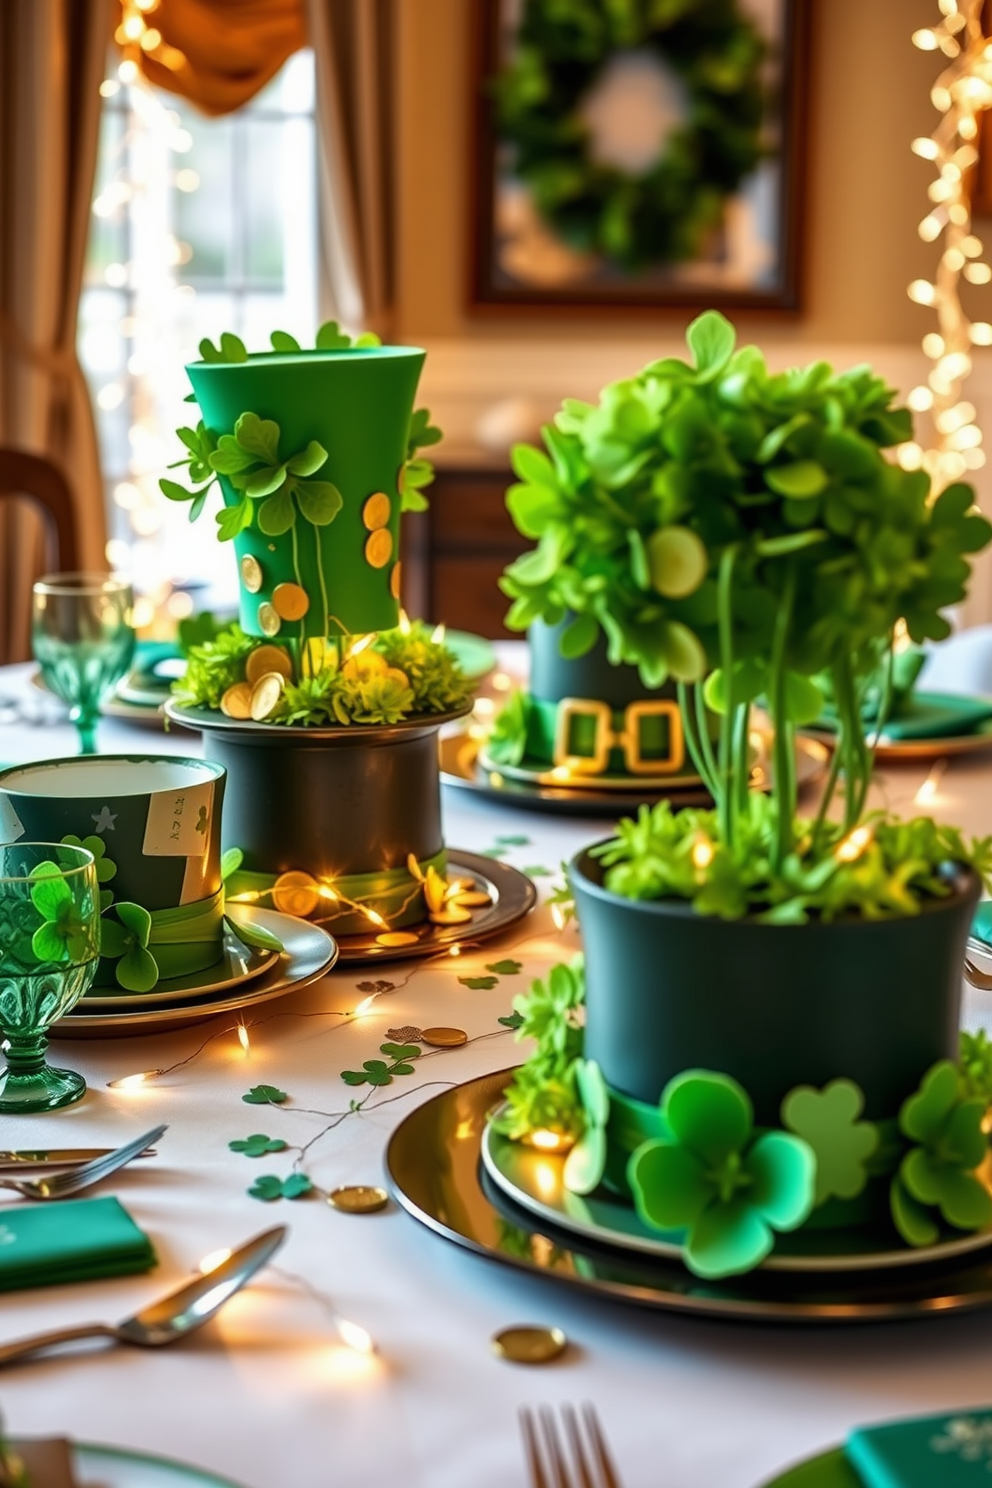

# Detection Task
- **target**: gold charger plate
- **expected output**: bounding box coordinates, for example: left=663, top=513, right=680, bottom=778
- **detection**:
left=385, top=1068, right=992, bottom=1324
left=331, top=850, right=537, bottom=963
left=79, top=916, right=279, bottom=1009
left=481, top=1108, right=992, bottom=1275
left=441, top=732, right=829, bottom=818
left=52, top=907, right=336, bottom=1038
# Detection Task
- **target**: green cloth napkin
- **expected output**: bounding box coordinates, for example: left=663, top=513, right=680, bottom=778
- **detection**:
left=847, top=1409, right=992, bottom=1486
left=0, top=1195, right=156, bottom=1291
left=874, top=691, right=992, bottom=741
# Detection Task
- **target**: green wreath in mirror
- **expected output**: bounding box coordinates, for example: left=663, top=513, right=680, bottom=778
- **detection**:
left=496, top=0, right=768, bottom=271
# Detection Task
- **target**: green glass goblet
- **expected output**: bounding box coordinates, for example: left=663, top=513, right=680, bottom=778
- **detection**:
left=0, top=842, right=101, bottom=1113
left=32, top=573, right=136, bottom=755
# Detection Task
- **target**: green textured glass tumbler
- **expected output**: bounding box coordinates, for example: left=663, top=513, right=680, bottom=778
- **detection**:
left=0, top=842, right=101, bottom=1113
left=32, top=572, right=135, bottom=755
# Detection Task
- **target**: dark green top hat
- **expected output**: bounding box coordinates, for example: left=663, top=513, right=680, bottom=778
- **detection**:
left=0, top=756, right=226, bottom=986
left=186, top=347, right=426, bottom=642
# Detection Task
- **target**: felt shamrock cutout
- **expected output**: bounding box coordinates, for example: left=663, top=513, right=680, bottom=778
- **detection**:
left=248, top=1172, right=313, bottom=1202
left=563, top=1060, right=610, bottom=1196
left=160, top=421, right=220, bottom=522
left=61, top=834, right=117, bottom=912
left=890, top=1060, right=992, bottom=1247
left=28, top=864, right=97, bottom=966
left=629, top=1070, right=816, bottom=1279
left=99, top=904, right=158, bottom=992
left=781, top=1079, right=879, bottom=1206
left=524, top=866, right=552, bottom=878
left=243, top=1084, right=288, bottom=1105
left=400, top=407, right=442, bottom=513
left=208, top=412, right=342, bottom=541
left=486, top=960, right=523, bottom=976
left=495, top=835, right=530, bottom=847
left=498, top=1011, right=525, bottom=1030
left=229, top=1134, right=288, bottom=1158
left=459, top=976, right=498, bottom=990
left=340, top=1043, right=420, bottom=1088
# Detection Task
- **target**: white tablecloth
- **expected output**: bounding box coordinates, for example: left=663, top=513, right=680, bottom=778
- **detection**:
left=3, top=651, right=992, bottom=1488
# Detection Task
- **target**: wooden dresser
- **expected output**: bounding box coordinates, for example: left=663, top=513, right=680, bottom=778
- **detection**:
left=403, top=461, right=524, bottom=637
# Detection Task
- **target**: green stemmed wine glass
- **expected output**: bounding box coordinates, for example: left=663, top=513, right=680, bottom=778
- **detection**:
left=0, top=841, right=101, bottom=1113
left=32, top=573, right=136, bottom=755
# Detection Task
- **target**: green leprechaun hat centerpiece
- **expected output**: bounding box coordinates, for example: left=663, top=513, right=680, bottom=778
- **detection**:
left=162, top=325, right=480, bottom=942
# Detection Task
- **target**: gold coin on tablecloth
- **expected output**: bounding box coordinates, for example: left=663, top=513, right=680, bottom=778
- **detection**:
left=375, top=931, right=420, bottom=947
left=240, top=554, right=263, bottom=593
left=429, top=905, right=473, bottom=925
left=272, top=870, right=320, bottom=918
left=328, top=1185, right=389, bottom=1214
left=250, top=671, right=285, bottom=721
left=390, top=562, right=402, bottom=600
left=365, top=528, right=393, bottom=569
left=363, top=493, right=391, bottom=531
left=421, top=1027, right=468, bottom=1048
left=220, top=682, right=252, bottom=719
left=257, top=602, right=281, bottom=636
left=491, top=1325, right=567, bottom=1365
left=452, top=890, right=492, bottom=908
left=245, top=645, right=293, bottom=686
left=272, top=582, right=310, bottom=621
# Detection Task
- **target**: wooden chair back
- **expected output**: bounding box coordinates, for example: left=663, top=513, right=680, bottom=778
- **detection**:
left=0, top=449, right=81, bottom=572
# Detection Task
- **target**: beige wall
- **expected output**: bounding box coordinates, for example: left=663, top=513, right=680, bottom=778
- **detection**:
left=395, top=0, right=946, bottom=346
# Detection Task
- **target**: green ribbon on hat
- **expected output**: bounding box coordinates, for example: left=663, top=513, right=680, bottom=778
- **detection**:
left=96, top=886, right=283, bottom=994
left=226, top=846, right=448, bottom=937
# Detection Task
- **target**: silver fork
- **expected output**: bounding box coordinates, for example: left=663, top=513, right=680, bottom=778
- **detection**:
left=0, top=1125, right=167, bottom=1201
left=519, top=1403, right=623, bottom=1488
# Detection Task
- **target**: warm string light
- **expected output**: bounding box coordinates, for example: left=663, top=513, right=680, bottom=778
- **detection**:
left=835, top=825, right=874, bottom=863
left=114, top=0, right=187, bottom=74
left=903, top=1, right=992, bottom=490
left=691, top=834, right=715, bottom=872
left=431, top=623, right=446, bottom=645
left=237, top=1023, right=251, bottom=1055
left=107, top=1069, right=161, bottom=1090
left=915, top=757, right=949, bottom=804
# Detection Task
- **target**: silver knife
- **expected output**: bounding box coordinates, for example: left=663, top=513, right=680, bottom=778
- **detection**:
left=0, top=1147, right=158, bottom=1170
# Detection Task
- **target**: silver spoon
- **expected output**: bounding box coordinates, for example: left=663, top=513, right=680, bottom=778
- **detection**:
left=0, top=1224, right=286, bottom=1367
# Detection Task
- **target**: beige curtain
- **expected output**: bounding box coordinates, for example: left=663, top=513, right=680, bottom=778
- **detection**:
left=135, top=0, right=307, bottom=117
left=307, top=0, right=395, bottom=336
left=0, top=0, right=113, bottom=661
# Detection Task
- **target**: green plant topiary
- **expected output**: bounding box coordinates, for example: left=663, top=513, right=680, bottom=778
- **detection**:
left=501, top=311, right=992, bottom=885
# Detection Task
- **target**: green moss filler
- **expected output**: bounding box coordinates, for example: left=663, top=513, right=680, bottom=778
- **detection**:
left=186, top=346, right=425, bottom=640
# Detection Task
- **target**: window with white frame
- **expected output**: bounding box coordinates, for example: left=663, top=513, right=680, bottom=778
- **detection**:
left=78, top=50, right=319, bottom=630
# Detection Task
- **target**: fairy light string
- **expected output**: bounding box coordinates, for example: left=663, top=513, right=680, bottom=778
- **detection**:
left=903, top=0, right=992, bottom=490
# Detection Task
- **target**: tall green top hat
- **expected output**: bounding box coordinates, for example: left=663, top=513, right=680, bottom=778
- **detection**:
left=185, top=346, right=425, bottom=642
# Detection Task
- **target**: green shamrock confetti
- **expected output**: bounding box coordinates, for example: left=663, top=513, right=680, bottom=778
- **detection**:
left=523, top=866, right=552, bottom=878
left=340, top=1043, right=420, bottom=1088
left=781, top=1079, right=879, bottom=1206
left=495, top=835, right=531, bottom=847
left=62, top=833, right=117, bottom=911
left=563, top=1060, right=610, bottom=1196
left=486, top=960, right=523, bottom=976
left=459, top=976, right=498, bottom=990
left=242, top=1084, right=288, bottom=1105
left=478, top=848, right=508, bottom=859
left=248, top=1172, right=314, bottom=1202
left=629, top=1070, right=816, bottom=1279
left=890, top=1060, right=992, bottom=1246
left=229, top=1135, right=288, bottom=1158
left=498, top=1012, right=525, bottom=1030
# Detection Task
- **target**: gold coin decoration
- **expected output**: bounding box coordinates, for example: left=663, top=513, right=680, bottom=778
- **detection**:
left=451, top=890, right=492, bottom=908
left=390, top=562, right=402, bottom=600
left=257, top=602, right=281, bottom=636
left=272, top=870, right=320, bottom=918
left=421, top=1027, right=468, bottom=1048
left=363, top=493, right=391, bottom=531
left=272, top=582, right=310, bottom=621
left=249, top=671, right=285, bottom=721
left=365, top=528, right=393, bottom=569
left=245, top=645, right=293, bottom=686
left=375, top=931, right=420, bottom=947
left=327, top=1185, right=389, bottom=1215
left=220, top=682, right=253, bottom=720
left=240, top=554, right=263, bottom=593
left=491, top=1325, right=567, bottom=1365
left=429, top=905, right=473, bottom=925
